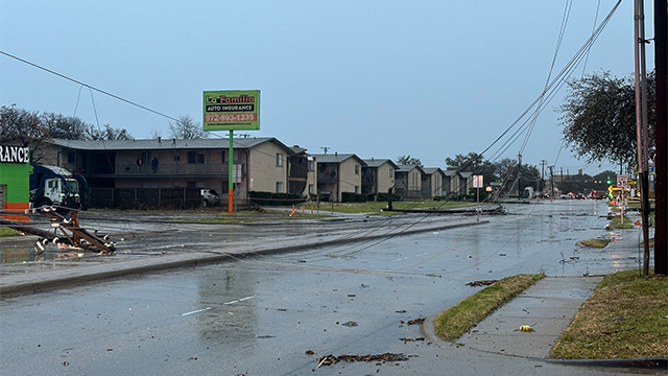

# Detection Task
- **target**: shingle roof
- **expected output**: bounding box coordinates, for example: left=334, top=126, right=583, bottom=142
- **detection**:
left=48, top=137, right=293, bottom=152
left=422, top=167, right=444, bottom=175
left=396, top=164, right=424, bottom=173
left=362, top=159, right=398, bottom=168
left=311, top=153, right=366, bottom=165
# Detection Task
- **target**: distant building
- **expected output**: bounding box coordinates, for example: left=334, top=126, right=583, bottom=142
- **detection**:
left=362, top=158, right=398, bottom=196
left=395, top=164, right=424, bottom=199
left=311, top=153, right=366, bottom=202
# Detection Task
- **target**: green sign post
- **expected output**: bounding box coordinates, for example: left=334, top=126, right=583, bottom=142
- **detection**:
left=203, top=90, right=260, bottom=213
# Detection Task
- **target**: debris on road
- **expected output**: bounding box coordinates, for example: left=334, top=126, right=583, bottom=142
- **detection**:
left=341, top=321, right=358, bottom=327
left=466, top=280, right=498, bottom=287
left=403, top=317, right=425, bottom=326
left=399, top=337, right=425, bottom=343
left=315, top=353, right=410, bottom=368
left=514, top=325, right=535, bottom=332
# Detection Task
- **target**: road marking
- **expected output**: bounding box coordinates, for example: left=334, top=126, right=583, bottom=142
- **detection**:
left=392, top=257, right=408, bottom=262
left=181, top=307, right=212, bottom=316
left=223, top=295, right=256, bottom=305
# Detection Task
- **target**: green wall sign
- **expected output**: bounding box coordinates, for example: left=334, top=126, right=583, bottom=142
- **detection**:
left=203, top=90, right=260, bottom=131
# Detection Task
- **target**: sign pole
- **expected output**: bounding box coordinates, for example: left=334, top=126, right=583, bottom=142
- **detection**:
left=228, top=130, right=234, bottom=213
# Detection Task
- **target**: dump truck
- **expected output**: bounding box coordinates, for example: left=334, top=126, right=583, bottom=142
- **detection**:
left=29, top=164, right=90, bottom=210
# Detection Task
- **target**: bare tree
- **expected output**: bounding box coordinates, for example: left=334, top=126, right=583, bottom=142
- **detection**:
left=168, top=115, right=208, bottom=139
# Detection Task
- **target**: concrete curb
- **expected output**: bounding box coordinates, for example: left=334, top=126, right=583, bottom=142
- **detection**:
left=0, top=219, right=487, bottom=297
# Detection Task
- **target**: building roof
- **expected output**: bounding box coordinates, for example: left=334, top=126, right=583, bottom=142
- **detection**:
left=48, top=137, right=294, bottom=153
left=362, top=159, right=399, bottom=168
left=311, top=153, right=366, bottom=165
left=396, top=164, right=424, bottom=173
left=422, top=167, right=444, bottom=175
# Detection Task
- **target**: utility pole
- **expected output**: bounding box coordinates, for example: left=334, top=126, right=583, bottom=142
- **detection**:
left=654, top=0, right=667, bottom=274
left=634, top=0, right=652, bottom=275
left=552, top=166, right=556, bottom=200
left=540, top=160, right=547, bottom=195
left=321, top=146, right=330, bottom=155
left=517, top=153, right=522, bottom=198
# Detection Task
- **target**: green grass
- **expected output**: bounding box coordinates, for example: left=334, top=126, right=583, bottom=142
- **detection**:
left=580, top=238, right=611, bottom=248
left=434, top=274, right=546, bottom=341
left=551, top=270, right=668, bottom=359
left=0, top=227, right=19, bottom=237
left=607, top=214, right=635, bottom=229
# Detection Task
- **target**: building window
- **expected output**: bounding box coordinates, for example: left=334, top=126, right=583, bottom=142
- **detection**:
left=276, top=153, right=283, bottom=167
left=174, top=152, right=180, bottom=162
left=188, top=151, right=204, bottom=164
left=389, top=168, right=393, bottom=178
left=222, top=150, right=226, bottom=163
left=355, top=165, right=359, bottom=175
left=308, top=184, right=314, bottom=195
left=276, top=181, right=283, bottom=193
left=355, top=186, right=359, bottom=194
left=67, top=152, right=76, bottom=164
left=308, top=160, right=314, bottom=172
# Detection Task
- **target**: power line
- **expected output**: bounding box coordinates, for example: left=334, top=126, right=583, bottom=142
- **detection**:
left=0, top=50, right=182, bottom=124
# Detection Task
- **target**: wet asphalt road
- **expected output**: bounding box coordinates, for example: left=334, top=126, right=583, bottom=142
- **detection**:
left=0, top=200, right=647, bottom=375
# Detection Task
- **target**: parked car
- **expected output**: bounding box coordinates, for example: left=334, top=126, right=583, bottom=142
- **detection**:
left=201, top=189, right=220, bottom=207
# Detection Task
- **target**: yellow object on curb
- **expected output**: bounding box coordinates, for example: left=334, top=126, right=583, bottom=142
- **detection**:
left=517, top=325, right=534, bottom=332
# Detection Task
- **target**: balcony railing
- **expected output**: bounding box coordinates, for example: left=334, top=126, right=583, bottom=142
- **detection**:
left=114, top=162, right=240, bottom=176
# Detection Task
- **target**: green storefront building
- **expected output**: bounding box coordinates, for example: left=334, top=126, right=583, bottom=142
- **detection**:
left=0, top=144, right=31, bottom=221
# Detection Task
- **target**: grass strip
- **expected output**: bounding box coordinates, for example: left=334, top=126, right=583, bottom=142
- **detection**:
left=434, top=273, right=546, bottom=341
left=551, top=270, right=668, bottom=359
left=0, top=227, right=19, bottom=237
left=580, top=238, right=611, bottom=248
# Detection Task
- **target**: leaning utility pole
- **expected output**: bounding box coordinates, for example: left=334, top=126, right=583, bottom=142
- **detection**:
left=654, top=0, right=667, bottom=274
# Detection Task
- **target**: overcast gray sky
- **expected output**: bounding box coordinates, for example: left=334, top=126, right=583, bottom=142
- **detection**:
left=0, top=1, right=653, bottom=175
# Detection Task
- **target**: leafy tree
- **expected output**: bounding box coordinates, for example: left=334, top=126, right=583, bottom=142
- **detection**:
left=445, top=152, right=484, bottom=171
left=396, top=155, right=423, bottom=167
left=168, top=115, right=208, bottom=139
left=559, top=71, right=655, bottom=169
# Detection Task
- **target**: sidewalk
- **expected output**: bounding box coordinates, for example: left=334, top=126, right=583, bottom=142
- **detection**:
left=422, top=276, right=667, bottom=370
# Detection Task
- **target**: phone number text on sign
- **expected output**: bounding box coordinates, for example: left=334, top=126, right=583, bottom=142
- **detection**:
left=204, top=113, right=257, bottom=123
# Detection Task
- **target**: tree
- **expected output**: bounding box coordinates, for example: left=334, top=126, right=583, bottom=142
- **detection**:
left=396, top=155, right=423, bottom=167
left=85, top=124, right=133, bottom=140
left=168, top=115, right=207, bottom=139
left=560, top=71, right=655, bottom=169
left=445, top=152, right=484, bottom=172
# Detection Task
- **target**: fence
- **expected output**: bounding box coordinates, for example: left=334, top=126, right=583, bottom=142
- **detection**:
left=90, top=187, right=232, bottom=210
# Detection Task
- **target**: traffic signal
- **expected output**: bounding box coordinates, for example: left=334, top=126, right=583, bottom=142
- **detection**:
left=606, top=176, right=612, bottom=184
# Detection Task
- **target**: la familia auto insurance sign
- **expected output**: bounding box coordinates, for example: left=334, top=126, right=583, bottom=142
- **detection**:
left=203, top=90, right=260, bottom=131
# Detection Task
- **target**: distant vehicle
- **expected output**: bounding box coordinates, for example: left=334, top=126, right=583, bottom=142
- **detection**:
left=29, top=164, right=90, bottom=210
left=200, top=189, right=220, bottom=207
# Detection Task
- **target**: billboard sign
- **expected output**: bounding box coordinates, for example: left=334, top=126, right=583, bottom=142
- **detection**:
left=203, top=90, right=260, bottom=131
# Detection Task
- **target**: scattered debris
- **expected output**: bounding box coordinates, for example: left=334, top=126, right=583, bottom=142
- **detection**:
left=316, top=353, right=409, bottom=368
left=395, top=310, right=407, bottom=313
left=188, top=356, right=198, bottom=360
left=513, top=325, right=535, bottom=332
left=404, top=317, right=425, bottom=326
left=399, top=337, right=425, bottom=343
left=347, top=294, right=356, bottom=297
left=425, top=273, right=442, bottom=278
left=499, top=253, right=507, bottom=257
left=466, top=280, right=497, bottom=287
left=341, top=321, right=358, bottom=327
left=305, top=350, right=315, bottom=355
